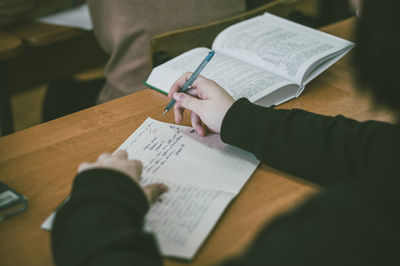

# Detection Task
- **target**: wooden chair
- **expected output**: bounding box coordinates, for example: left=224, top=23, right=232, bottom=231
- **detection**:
left=150, top=0, right=299, bottom=67
left=0, top=32, right=23, bottom=135
left=6, top=22, right=107, bottom=95
left=0, top=22, right=107, bottom=135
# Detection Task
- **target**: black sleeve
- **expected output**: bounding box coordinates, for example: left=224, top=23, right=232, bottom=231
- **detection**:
left=51, top=169, right=162, bottom=266
left=221, top=186, right=398, bottom=266
left=221, top=98, right=400, bottom=187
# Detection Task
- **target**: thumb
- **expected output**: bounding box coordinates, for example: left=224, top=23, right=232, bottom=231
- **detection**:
left=143, top=183, right=168, bottom=204
left=173, top=93, right=202, bottom=114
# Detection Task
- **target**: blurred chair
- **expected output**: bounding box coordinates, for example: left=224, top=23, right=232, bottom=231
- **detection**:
left=7, top=22, right=107, bottom=96
left=0, top=21, right=107, bottom=135
left=0, top=32, right=23, bottom=135
left=150, top=0, right=298, bottom=67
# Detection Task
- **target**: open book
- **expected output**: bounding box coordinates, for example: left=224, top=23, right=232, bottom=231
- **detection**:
left=146, top=13, right=354, bottom=107
left=42, top=118, right=259, bottom=260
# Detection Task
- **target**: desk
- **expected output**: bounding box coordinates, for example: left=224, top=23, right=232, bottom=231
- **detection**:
left=0, top=17, right=394, bottom=266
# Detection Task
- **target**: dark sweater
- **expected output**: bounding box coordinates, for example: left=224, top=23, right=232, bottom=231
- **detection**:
left=52, top=98, right=400, bottom=266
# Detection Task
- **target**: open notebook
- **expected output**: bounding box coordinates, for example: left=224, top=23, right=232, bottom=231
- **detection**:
left=42, top=118, right=259, bottom=260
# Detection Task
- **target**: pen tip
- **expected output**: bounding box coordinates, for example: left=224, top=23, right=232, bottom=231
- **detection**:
left=162, top=109, right=168, bottom=116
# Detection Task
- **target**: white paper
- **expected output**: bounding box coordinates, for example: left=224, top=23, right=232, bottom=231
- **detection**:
left=146, top=13, right=353, bottom=108
left=119, top=118, right=259, bottom=193
left=212, top=12, right=354, bottom=84
left=147, top=47, right=293, bottom=103
left=141, top=177, right=235, bottom=258
left=37, top=4, right=93, bottom=30
left=117, top=118, right=259, bottom=259
left=42, top=118, right=259, bottom=260
left=41, top=212, right=55, bottom=230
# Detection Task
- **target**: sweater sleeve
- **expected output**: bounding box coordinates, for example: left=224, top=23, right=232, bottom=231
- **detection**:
left=221, top=98, right=400, bottom=188
left=221, top=185, right=398, bottom=266
left=51, top=169, right=162, bottom=266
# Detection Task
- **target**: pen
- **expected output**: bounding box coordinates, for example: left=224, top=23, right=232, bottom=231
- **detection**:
left=162, top=50, right=215, bottom=115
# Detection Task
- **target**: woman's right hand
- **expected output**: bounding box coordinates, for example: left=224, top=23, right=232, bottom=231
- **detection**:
left=168, top=72, right=235, bottom=136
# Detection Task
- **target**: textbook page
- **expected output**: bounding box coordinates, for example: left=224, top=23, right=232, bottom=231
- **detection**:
left=212, top=12, right=354, bottom=85
left=146, top=47, right=294, bottom=103
left=116, top=118, right=259, bottom=259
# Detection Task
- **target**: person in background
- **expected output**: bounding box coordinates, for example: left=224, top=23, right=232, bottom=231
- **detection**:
left=52, top=0, right=400, bottom=265
left=86, top=0, right=246, bottom=104
left=41, top=0, right=246, bottom=121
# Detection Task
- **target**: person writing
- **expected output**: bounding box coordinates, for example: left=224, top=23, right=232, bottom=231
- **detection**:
left=52, top=0, right=400, bottom=265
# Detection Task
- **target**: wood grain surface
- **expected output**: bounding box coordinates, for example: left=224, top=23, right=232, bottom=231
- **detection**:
left=0, top=17, right=394, bottom=266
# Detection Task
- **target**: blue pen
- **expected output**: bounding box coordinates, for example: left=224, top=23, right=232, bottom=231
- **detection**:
left=162, top=50, right=215, bottom=115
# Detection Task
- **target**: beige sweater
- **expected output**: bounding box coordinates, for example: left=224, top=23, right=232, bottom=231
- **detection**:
left=86, top=0, right=246, bottom=103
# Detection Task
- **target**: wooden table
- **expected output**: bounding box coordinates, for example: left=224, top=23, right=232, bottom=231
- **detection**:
left=0, top=17, right=394, bottom=266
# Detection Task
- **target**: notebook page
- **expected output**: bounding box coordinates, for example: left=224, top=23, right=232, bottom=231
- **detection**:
left=117, top=118, right=259, bottom=194
left=141, top=177, right=235, bottom=259
left=116, top=118, right=259, bottom=259
left=42, top=118, right=258, bottom=260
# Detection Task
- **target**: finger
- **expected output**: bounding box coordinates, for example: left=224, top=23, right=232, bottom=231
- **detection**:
left=186, top=87, right=198, bottom=97
left=114, top=149, right=128, bottom=159
left=191, top=111, right=206, bottom=136
left=127, top=159, right=143, bottom=179
left=143, top=183, right=168, bottom=203
left=98, top=153, right=111, bottom=161
left=77, top=162, right=92, bottom=173
left=189, top=74, right=207, bottom=88
left=174, top=103, right=185, bottom=124
left=192, top=77, right=224, bottom=99
left=173, top=92, right=202, bottom=114
left=168, top=72, right=192, bottom=98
